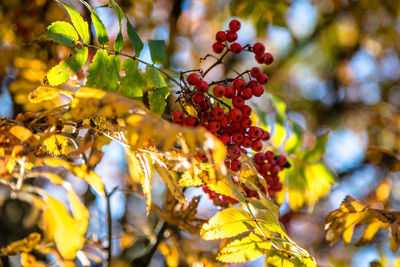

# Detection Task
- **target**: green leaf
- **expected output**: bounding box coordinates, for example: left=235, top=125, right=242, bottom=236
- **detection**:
left=120, top=58, right=143, bottom=98
left=149, top=87, right=169, bottom=114
left=86, top=49, right=108, bottom=89
left=45, top=21, right=79, bottom=47
left=65, top=47, right=88, bottom=72
left=79, top=0, right=109, bottom=46
left=144, top=65, right=166, bottom=90
left=109, top=0, right=124, bottom=25
left=114, top=30, right=124, bottom=52
left=148, top=40, right=166, bottom=65
left=59, top=1, right=90, bottom=44
left=105, top=55, right=121, bottom=92
left=127, top=20, right=144, bottom=57
left=285, top=121, right=304, bottom=154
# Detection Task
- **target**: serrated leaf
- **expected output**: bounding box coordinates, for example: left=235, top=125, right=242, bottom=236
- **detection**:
left=120, top=58, right=143, bottom=98
left=200, top=208, right=255, bottom=240
left=127, top=20, right=143, bottom=57
left=145, top=65, right=166, bottom=90
left=59, top=1, right=90, bottom=44
left=149, top=87, right=169, bottom=114
left=148, top=40, right=166, bottom=65
left=65, top=47, right=88, bottom=72
left=86, top=49, right=108, bottom=89
left=45, top=21, right=79, bottom=47
left=105, top=55, right=121, bottom=92
left=43, top=134, right=69, bottom=156
left=78, top=0, right=109, bottom=45
left=154, top=160, right=185, bottom=203
left=217, top=233, right=271, bottom=263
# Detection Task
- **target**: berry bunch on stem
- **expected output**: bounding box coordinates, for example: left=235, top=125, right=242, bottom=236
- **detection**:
left=171, top=19, right=288, bottom=205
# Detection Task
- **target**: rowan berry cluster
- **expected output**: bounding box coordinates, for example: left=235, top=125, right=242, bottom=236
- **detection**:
left=171, top=19, right=289, bottom=205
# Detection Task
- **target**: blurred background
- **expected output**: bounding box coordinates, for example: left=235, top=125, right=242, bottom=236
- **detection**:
left=1, top=0, right=400, bottom=266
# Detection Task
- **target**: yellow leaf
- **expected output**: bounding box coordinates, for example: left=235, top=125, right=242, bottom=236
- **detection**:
left=154, top=161, right=185, bottom=203
left=67, top=187, right=89, bottom=235
left=9, top=126, right=33, bottom=142
left=6, top=159, right=16, bottom=173
left=43, top=195, right=84, bottom=260
left=0, top=233, right=41, bottom=255
left=200, top=208, right=255, bottom=240
left=158, top=242, right=179, bottom=267
left=20, top=252, right=47, bottom=267
left=271, top=122, right=287, bottom=147
left=217, top=233, right=271, bottom=263
left=28, top=86, right=73, bottom=103
left=43, top=134, right=69, bottom=156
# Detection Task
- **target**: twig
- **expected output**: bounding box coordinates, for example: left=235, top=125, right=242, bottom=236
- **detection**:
left=16, top=156, right=26, bottom=190
left=105, top=186, right=119, bottom=266
left=202, top=49, right=230, bottom=77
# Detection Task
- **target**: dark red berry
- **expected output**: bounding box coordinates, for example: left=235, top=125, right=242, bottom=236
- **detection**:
left=265, top=52, right=274, bottom=65
left=213, top=85, right=225, bottom=98
left=224, top=86, right=235, bottom=99
left=197, top=152, right=207, bottom=162
left=255, top=53, right=266, bottom=64
left=229, top=121, right=241, bottom=131
left=250, top=67, right=261, bottom=78
left=212, top=42, right=225, bottom=54
left=276, top=155, right=287, bottom=168
left=253, top=152, right=265, bottom=164
left=240, top=105, right=252, bottom=117
left=226, top=30, right=238, bottom=42
left=242, top=136, right=252, bottom=148
left=172, top=110, right=184, bottom=123
left=240, top=117, right=252, bottom=128
left=212, top=107, right=225, bottom=120
left=196, top=80, right=209, bottom=93
left=233, top=78, right=246, bottom=91
left=187, top=73, right=201, bottom=85
left=252, top=42, right=265, bottom=55
left=251, top=139, right=263, bottom=152
left=229, top=19, right=241, bottom=32
left=232, top=96, right=245, bottom=108
left=240, top=88, right=253, bottom=100
left=265, top=151, right=275, bottom=162
left=227, top=144, right=241, bottom=160
left=249, top=126, right=263, bottom=139
left=192, top=93, right=204, bottom=105
left=208, top=121, right=221, bottom=132
left=220, top=114, right=230, bottom=127
left=229, top=108, right=243, bottom=122
left=200, top=100, right=211, bottom=111
left=230, top=159, right=242, bottom=171
left=220, top=133, right=231, bottom=145
left=232, top=133, right=243, bottom=144
left=230, top=43, right=242, bottom=54
left=216, top=31, right=227, bottom=42
left=261, top=130, right=270, bottom=141
left=247, top=80, right=257, bottom=88
left=257, top=73, right=269, bottom=84
left=187, top=117, right=199, bottom=127
left=252, top=84, right=264, bottom=97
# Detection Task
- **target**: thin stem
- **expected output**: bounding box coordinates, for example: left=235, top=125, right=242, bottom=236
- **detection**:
left=29, top=104, right=70, bottom=126
left=207, top=93, right=230, bottom=109
left=202, top=49, right=230, bottom=78
left=16, top=156, right=26, bottom=190
left=105, top=186, right=118, bottom=266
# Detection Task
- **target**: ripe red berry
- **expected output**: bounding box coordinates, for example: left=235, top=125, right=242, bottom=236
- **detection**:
left=224, top=86, right=235, bottom=99
left=250, top=67, right=261, bottom=78
left=197, top=152, right=207, bottom=162
left=232, top=132, right=243, bottom=144
left=265, top=151, right=275, bottom=162
left=261, top=130, right=271, bottom=141
left=220, top=114, right=230, bottom=127
left=270, top=165, right=281, bottom=176
left=240, top=117, right=252, bottom=128
left=240, top=88, right=253, bottom=100
left=233, top=78, right=246, bottom=91
left=196, top=80, right=209, bottom=93
left=242, top=136, right=252, bottom=148
left=212, top=42, right=225, bottom=54
left=230, top=159, right=242, bottom=171
left=252, top=42, right=265, bottom=55
left=227, top=144, right=241, bottom=160
left=187, top=73, right=201, bottom=85
left=252, top=84, right=264, bottom=97
left=232, top=96, right=245, bottom=108
left=187, top=117, right=200, bottom=127
left=212, top=107, right=225, bottom=120
left=251, top=139, right=263, bottom=152
left=255, top=53, right=266, bottom=64
left=253, top=152, right=266, bottom=164
left=230, top=43, right=242, bottom=54
left=265, top=52, right=274, bottom=65
left=213, top=85, right=225, bottom=98
left=276, top=155, right=287, bottom=168
left=229, top=121, right=241, bottom=131
left=192, top=93, right=204, bottom=105
left=229, top=108, right=243, bottom=122
left=216, top=31, right=227, bottom=42
left=257, top=73, right=269, bottom=84
left=172, top=110, right=184, bottom=123
left=229, top=19, right=241, bottom=32
left=240, top=105, right=252, bottom=117
left=226, top=30, right=238, bottom=42
left=219, top=133, right=231, bottom=145
left=249, top=126, right=263, bottom=139
left=208, top=120, right=221, bottom=132
left=199, top=112, right=211, bottom=122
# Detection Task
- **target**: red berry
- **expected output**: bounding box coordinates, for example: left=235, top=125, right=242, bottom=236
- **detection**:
left=232, top=96, right=245, bottom=108
left=271, top=165, right=281, bottom=176
left=240, top=117, right=252, bottom=128
left=233, top=78, right=246, bottom=91
left=251, top=139, right=263, bottom=152
left=208, top=121, right=221, bottom=132
left=227, top=144, right=241, bottom=160
left=276, top=155, right=287, bottom=168
left=252, top=42, right=265, bottom=55
left=240, top=136, right=251, bottom=148
left=197, top=152, right=207, bottom=162
left=255, top=53, right=266, bottom=64
left=229, top=121, right=240, bottom=131
left=187, top=117, right=199, bottom=127
left=261, top=130, right=271, bottom=141
left=257, top=73, right=269, bottom=84
left=252, top=84, right=264, bottom=97
left=212, top=107, right=225, bottom=120
left=220, top=114, right=230, bottom=127
left=196, top=80, right=209, bottom=93
left=248, top=126, right=263, bottom=139
left=232, top=133, right=243, bottom=144
left=216, top=31, right=227, bottom=42
left=172, top=110, right=184, bottom=123
left=212, top=42, right=225, bottom=54
left=240, top=105, right=252, bottom=117
left=226, top=30, right=238, bottom=42
left=253, top=152, right=265, bottom=164
left=187, top=73, right=201, bottom=85
left=224, top=86, right=235, bottom=99
left=230, top=43, right=242, bottom=54
left=220, top=133, right=231, bottom=145
left=224, top=160, right=231, bottom=169
left=265, top=52, right=274, bottom=65
left=199, top=112, right=211, bottom=122
left=230, top=159, right=242, bottom=171
left=229, top=19, right=241, bottom=32
left=250, top=67, right=261, bottom=78
left=200, top=100, right=211, bottom=111
left=213, top=85, right=225, bottom=98
left=229, top=108, right=243, bottom=122
left=192, top=93, right=204, bottom=105
left=274, top=182, right=283, bottom=191
left=240, top=88, right=253, bottom=100
left=265, top=151, right=275, bottom=162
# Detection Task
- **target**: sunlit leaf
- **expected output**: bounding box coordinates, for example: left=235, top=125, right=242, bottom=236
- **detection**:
left=45, top=21, right=79, bottom=47
left=120, top=58, right=143, bottom=98
left=154, top=160, right=185, bottom=203
left=85, top=50, right=108, bottom=89
left=78, top=0, right=108, bottom=46
left=0, top=233, right=41, bottom=255
left=43, top=134, right=69, bottom=156
left=149, top=87, right=169, bottom=114
left=105, top=55, right=121, bottom=92
left=29, top=86, right=73, bottom=103
left=59, top=1, right=90, bottom=44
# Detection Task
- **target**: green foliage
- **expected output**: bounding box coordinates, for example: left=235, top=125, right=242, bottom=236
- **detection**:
left=120, top=58, right=143, bottom=98
left=144, top=65, right=167, bottom=90
left=59, top=1, right=90, bottom=44
left=45, top=21, right=79, bottom=47
left=127, top=20, right=144, bottom=57
left=78, top=0, right=109, bottom=46
left=148, top=40, right=167, bottom=65
left=149, top=87, right=169, bottom=114
left=86, top=49, right=108, bottom=89
left=105, top=55, right=121, bottom=92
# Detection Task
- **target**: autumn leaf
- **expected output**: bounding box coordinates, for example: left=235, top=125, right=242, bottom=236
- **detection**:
left=0, top=233, right=41, bottom=256
left=43, top=134, right=69, bottom=156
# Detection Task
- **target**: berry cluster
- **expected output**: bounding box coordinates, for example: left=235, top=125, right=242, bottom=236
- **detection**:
left=171, top=19, right=288, bottom=204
